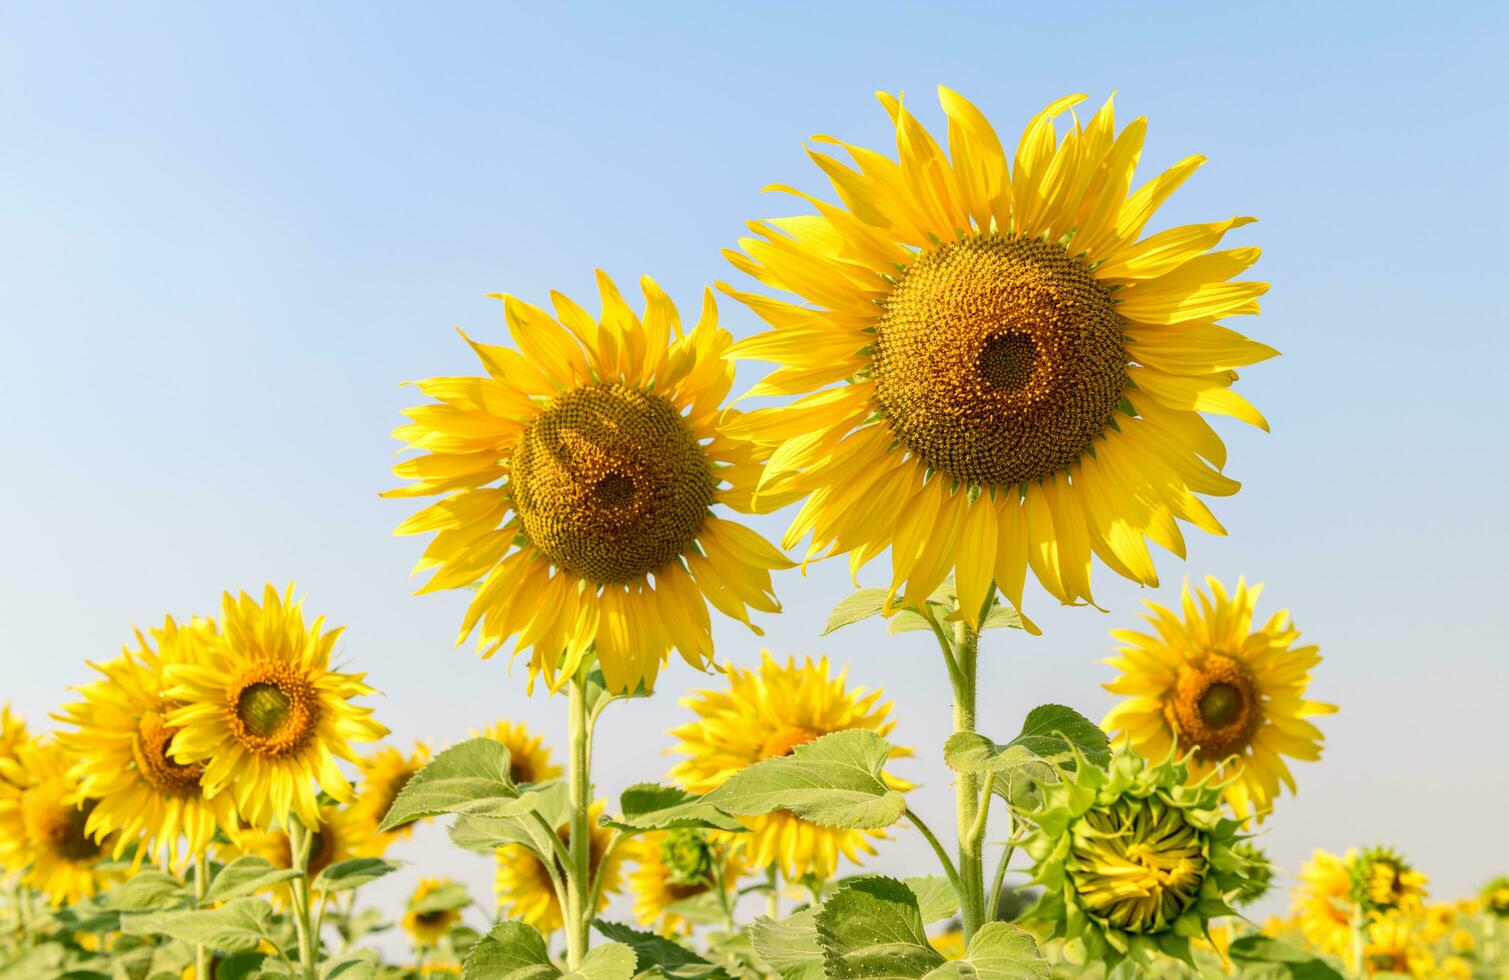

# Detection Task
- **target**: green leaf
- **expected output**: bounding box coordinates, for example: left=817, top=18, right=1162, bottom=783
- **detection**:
left=119, top=898, right=274, bottom=953
left=312, top=858, right=400, bottom=892
left=887, top=610, right=934, bottom=635
left=605, top=783, right=746, bottom=833
left=411, top=880, right=472, bottom=914
left=213, top=952, right=269, bottom=980
left=751, top=910, right=823, bottom=980
left=566, top=943, right=637, bottom=980
left=922, top=923, right=1047, bottom=979
left=203, top=855, right=303, bottom=904
left=980, top=605, right=1025, bottom=631
left=1227, top=936, right=1346, bottom=979
left=102, top=870, right=184, bottom=911
left=700, top=730, right=906, bottom=830
left=903, top=876, right=959, bottom=925
left=585, top=666, right=654, bottom=712
left=814, top=877, right=943, bottom=980
left=944, top=704, right=1109, bottom=810
left=380, top=737, right=551, bottom=831
left=0, top=944, right=64, bottom=980
left=464, top=921, right=560, bottom=980
left=593, top=920, right=731, bottom=980
left=823, top=589, right=888, bottom=635
left=320, top=953, right=380, bottom=980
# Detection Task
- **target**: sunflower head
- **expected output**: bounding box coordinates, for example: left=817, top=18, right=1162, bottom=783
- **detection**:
left=1291, top=849, right=1357, bottom=960
left=723, top=88, right=1272, bottom=625
left=387, top=272, right=792, bottom=694
left=470, top=720, right=563, bottom=785
left=351, top=742, right=432, bottom=839
left=1021, top=746, right=1257, bottom=967
left=666, top=651, right=912, bottom=881
left=1364, top=912, right=1436, bottom=978
left=0, top=703, right=27, bottom=783
left=1353, top=846, right=1427, bottom=915
left=1481, top=875, right=1509, bottom=918
left=164, top=585, right=387, bottom=830
left=1228, top=840, right=1275, bottom=906
left=225, top=802, right=383, bottom=906
left=0, top=738, right=118, bottom=905
left=629, top=829, right=743, bottom=936
left=402, top=878, right=467, bottom=949
left=1102, top=576, right=1337, bottom=823
left=495, top=800, right=622, bottom=933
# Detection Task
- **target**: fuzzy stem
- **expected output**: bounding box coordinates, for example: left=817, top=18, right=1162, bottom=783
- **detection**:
left=1348, top=903, right=1366, bottom=979
left=288, top=819, right=318, bottom=980
left=950, top=617, right=986, bottom=940
left=766, top=866, right=780, bottom=921
left=564, top=668, right=594, bottom=969
left=193, top=854, right=211, bottom=979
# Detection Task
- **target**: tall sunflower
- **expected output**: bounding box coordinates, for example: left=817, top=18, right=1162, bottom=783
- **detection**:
left=471, top=720, right=563, bottom=784
left=1293, top=849, right=1356, bottom=961
left=494, top=800, right=623, bottom=932
left=724, top=88, right=1272, bottom=627
left=350, top=741, right=431, bottom=840
left=666, top=652, right=912, bottom=880
left=629, top=828, right=743, bottom=936
left=1101, top=576, right=1336, bottom=821
left=56, top=616, right=239, bottom=871
left=164, top=585, right=388, bottom=829
left=0, top=738, right=118, bottom=905
left=386, top=273, right=792, bottom=694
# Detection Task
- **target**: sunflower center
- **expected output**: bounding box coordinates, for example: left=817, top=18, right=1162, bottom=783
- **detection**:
left=511, top=383, right=717, bottom=584
left=415, top=909, right=451, bottom=926
left=132, top=711, right=204, bottom=798
left=1167, top=653, right=1261, bottom=762
left=1067, top=796, right=1208, bottom=935
left=22, top=791, right=99, bottom=863
left=227, top=662, right=321, bottom=758
left=759, top=726, right=823, bottom=760
left=872, top=235, right=1127, bottom=488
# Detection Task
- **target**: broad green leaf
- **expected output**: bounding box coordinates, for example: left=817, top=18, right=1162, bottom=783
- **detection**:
left=751, top=909, right=823, bottom=980
left=594, top=920, right=731, bottom=980
left=566, top=943, right=637, bottom=980
left=411, top=880, right=472, bottom=914
left=903, top=876, right=959, bottom=925
left=120, top=898, right=274, bottom=953
left=214, top=952, right=268, bottom=980
left=887, top=610, right=934, bottom=635
left=380, top=738, right=549, bottom=831
left=814, top=877, right=943, bottom=980
left=823, top=589, right=888, bottom=635
left=0, top=944, right=64, bottom=980
left=700, top=730, right=906, bottom=830
left=145, top=939, right=195, bottom=978
left=321, top=953, right=380, bottom=980
left=605, top=783, right=746, bottom=833
left=102, top=870, right=184, bottom=911
left=980, top=605, right=1024, bottom=631
left=313, top=857, right=400, bottom=892
left=203, top=855, right=303, bottom=904
left=464, top=921, right=559, bottom=980
left=1227, top=936, right=1346, bottom=979
left=944, top=704, right=1109, bottom=810
left=922, top=922, right=1047, bottom=979
left=448, top=781, right=570, bottom=858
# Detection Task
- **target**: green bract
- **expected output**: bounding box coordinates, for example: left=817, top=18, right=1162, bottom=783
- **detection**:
left=1020, top=747, right=1254, bottom=968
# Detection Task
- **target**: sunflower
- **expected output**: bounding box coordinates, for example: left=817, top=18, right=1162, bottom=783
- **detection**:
left=1364, top=912, right=1435, bottom=978
left=470, top=720, right=563, bottom=784
left=55, top=617, right=239, bottom=870
left=1292, top=849, right=1356, bottom=960
left=350, top=741, right=431, bottom=839
left=1101, top=576, right=1336, bottom=821
left=386, top=273, right=792, bottom=694
left=1480, top=875, right=1509, bottom=917
left=164, top=585, right=388, bottom=830
left=666, top=651, right=912, bottom=880
left=494, top=800, right=622, bottom=932
left=225, top=802, right=383, bottom=905
left=0, top=704, right=26, bottom=785
left=0, top=738, right=118, bottom=905
left=402, top=878, right=466, bottom=948
left=723, top=88, right=1272, bottom=629
left=1353, top=846, right=1427, bottom=914
left=629, top=828, right=743, bottom=935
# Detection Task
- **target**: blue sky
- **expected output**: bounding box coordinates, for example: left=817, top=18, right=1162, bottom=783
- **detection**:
left=3, top=1, right=1506, bottom=930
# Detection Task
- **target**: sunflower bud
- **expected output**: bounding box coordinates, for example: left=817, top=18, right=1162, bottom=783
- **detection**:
left=659, top=828, right=715, bottom=887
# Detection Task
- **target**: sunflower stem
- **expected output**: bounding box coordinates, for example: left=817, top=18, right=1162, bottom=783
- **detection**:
left=949, top=616, right=987, bottom=941
left=986, top=825, right=1024, bottom=922
left=193, top=853, right=211, bottom=980
left=1348, top=903, right=1365, bottom=979
left=564, top=666, right=594, bottom=970
left=288, top=818, right=318, bottom=980
left=766, top=866, right=780, bottom=920
left=904, top=808, right=963, bottom=897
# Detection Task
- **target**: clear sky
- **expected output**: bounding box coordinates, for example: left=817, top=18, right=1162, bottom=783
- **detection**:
left=3, top=1, right=1506, bottom=932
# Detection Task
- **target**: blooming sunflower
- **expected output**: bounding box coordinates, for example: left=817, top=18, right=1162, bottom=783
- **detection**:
left=350, top=741, right=431, bottom=840
left=1292, top=849, right=1356, bottom=960
left=0, top=738, right=119, bottom=905
left=1364, top=912, right=1435, bottom=978
left=164, top=585, right=388, bottom=830
left=471, top=720, right=563, bottom=784
left=723, top=87, right=1272, bottom=627
left=629, top=828, right=743, bottom=936
left=0, top=704, right=26, bottom=785
left=1101, top=576, right=1336, bottom=821
left=666, top=651, right=912, bottom=881
left=402, top=878, right=466, bottom=948
left=494, top=800, right=622, bottom=932
left=55, top=617, right=239, bottom=870
left=386, top=273, right=792, bottom=694
left=1353, top=846, right=1427, bottom=914
left=224, top=801, right=383, bottom=905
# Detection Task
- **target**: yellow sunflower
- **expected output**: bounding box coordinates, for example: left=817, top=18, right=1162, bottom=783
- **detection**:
left=0, top=704, right=26, bottom=784
left=386, top=272, right=792, bottom=694
left=1293, top=849, right=1356, bottom=961
left=723, top=87, right=1272, bottom=627
left=494, top=800, right=622, bottom=932
left=164, top=584, right=388, bottom=830
left=56, top=617, right=239, bottom=870
left=667, top=651, right=912, bottom=880
left=224, top=802, right=383, bottom=905
left=0, top=738, right=119, bottom=905
left=402, top=877, right=465, bottom=948
left=1101, top=576, right=1336, bottom=821
left=1364, top=912, right=1435, bottom=977
left=350, top=741, right=431, bottom=839
left=1354, top=846, right=1427, bottom=914
left=629, top=829, right=743, bottom=936
left=470, top=720, right=563, bottom=784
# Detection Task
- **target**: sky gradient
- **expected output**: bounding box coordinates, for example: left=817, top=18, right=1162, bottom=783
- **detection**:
left=3, top=1, right=1506, bottom=932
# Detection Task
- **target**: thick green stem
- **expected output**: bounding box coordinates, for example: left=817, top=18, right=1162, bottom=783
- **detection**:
left=288, top=820, right=318, bottom=980
left=1348, top=904, right=1365, bottom=980
left=951, top=618, right=986, bottom=940
left=193, top=854, right=211, bottom=980
left=564, top=669, right=594, bottom=969
left=765, top=866, right=780, bottom=920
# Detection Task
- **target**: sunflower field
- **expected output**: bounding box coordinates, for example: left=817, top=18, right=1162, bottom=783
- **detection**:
left=2, top=81, right=1504, bottom=980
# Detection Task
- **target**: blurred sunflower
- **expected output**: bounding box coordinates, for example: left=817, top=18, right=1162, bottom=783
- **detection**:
left=667, top=651, right=911, bottom=880
left=1353, top=846, right=1427, bottom=914
left=225, top=801, right=382, bottom=905
left=629, top=828, right=742, bottom=935
left=164, top=585, right=387, bottom=829
left=0, top=704, right=26, bottom=784
left=1481, top=875, right=1509, bottom=917
left=494, top=799, right=622, bottom=932
left=56, top=617, right=238, bottom=870
left=0, top=739, right=118, bottom=905
left=1364, top=912, right=1435, bottom=977
left=350, top=742, right=431, bottom=839
left=723, top=87, right=1272, bottom=625
left=401, top=877, right=466, bottom=948
left=1101, top=576, right=1336, bottom=821
left=1293, top=849, right=1356, bottom=960
left=471, top=720, right=562, bottom=784
left=386, top=273, right=792, bottom=694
